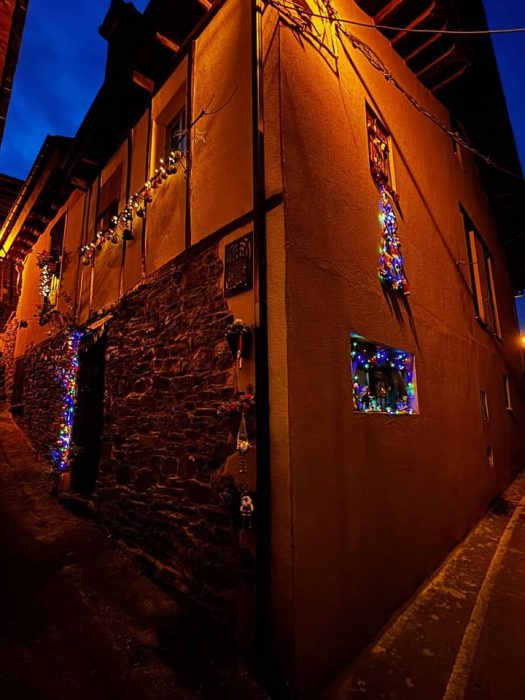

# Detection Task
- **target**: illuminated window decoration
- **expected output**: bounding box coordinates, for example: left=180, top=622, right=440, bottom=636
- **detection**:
left=350, top=335, right=418, bottom=415
left=50, top=330, right=83, bottom=472
left=366, top=109, right=409, bottom=296
left=377, top=188, right=409, bottom=295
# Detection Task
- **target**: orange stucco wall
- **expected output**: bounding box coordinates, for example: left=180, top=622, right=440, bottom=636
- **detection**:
left=15, top=0, right=254, bottom=347
left=15, top=189, right=85, bottom=357
left=265, top=0, right=525, bottom=693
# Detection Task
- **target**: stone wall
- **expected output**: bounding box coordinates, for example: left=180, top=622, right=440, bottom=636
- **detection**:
left=7, top=241, right=253, bottom=629
left=16, top=331, right=68, bottom=461
left=97, top=242, right=250, bottom=626
left=2, top=316, right=18, bottom=402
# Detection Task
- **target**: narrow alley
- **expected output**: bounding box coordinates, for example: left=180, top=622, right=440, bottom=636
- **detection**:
left=329, top=471, right=525, bottom=699
left=0, top=408, right=264, bottom=700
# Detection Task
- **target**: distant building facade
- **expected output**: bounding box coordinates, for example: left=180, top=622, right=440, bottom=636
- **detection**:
left=1, top=0, right=524, bottom=696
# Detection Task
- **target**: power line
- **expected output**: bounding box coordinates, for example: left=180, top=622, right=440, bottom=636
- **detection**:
left=274, top=1, right=525, bottom=36
left=267, top=0, right=523, bottom=180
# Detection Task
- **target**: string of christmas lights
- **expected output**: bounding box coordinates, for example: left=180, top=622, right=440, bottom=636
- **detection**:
left=80, top=149, right=184, bottom=265
left=377, top=185, right=409, bottom=295
left=50, top=330, right=83, bottom=471
left=266, top=0, right=522, bottom=180
left=36, top=250, right=58, bottom=299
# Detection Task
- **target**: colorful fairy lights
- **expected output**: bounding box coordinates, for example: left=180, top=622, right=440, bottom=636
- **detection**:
left=351, top=337, right=417, bottom=414
left=50, top=330, right=83, bottom=471
left=80, top=149, right=184, bottom=265
left=377, top=186, right=409, bottom=295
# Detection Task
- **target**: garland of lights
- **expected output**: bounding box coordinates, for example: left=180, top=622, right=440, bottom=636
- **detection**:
left=80, top=149, right=184, bottom=265
left=36, top=250, right=59, bottom=323
left=377, top=184, right=409, bottom=295
left=50, top=330, right=83, bottom=471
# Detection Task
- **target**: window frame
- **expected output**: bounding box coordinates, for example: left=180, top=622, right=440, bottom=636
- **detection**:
left=480, top=390, right=489, bottom=422
left=46, top=213, right=66, bottom=309
left=503, top=374, right=513, bottom=411
left=366, top=104, right=396, bottom=193
left=165, top=106, right=187, bottom=160
left=464, top=217, right=501, bottom=339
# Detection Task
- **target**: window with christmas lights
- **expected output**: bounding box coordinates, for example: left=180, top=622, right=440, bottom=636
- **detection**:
left=351, top=335, right=418, bottom=415
left=464, top=213, right=501, bottom=338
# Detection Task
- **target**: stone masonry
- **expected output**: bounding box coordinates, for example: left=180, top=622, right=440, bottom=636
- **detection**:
left=8, top=242, right=253, bottom=632
left=97, top=242, right=249, bottom=627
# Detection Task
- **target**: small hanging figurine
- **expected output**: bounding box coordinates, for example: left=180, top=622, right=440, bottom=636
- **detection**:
left=236, top=412, right=250, bottom=473
left=240, top=492, right=254, bottom=531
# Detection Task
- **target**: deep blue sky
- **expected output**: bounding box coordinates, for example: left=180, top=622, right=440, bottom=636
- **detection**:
left=0, top=0, right=524, bottom=326
left=0, top=0, right=148, bottom=178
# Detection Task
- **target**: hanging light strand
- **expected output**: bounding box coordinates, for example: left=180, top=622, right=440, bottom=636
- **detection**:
left=80, top=149, right=184, bottom=265
left=50, top=330, right=83, bottom=472
left=266, top=0, right=523, bottom=180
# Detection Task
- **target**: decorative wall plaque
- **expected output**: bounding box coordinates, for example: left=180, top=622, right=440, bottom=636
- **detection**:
left=224, top=233, right=253, bottom=297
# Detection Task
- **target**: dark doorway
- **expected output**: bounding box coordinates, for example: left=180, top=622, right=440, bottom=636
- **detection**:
left=70, top=332, right=106, bottom=496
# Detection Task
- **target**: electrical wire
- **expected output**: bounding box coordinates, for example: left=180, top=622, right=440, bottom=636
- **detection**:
left=266, top=0, right=523, bottom=180
left=273, top=0, right=525, bottom=35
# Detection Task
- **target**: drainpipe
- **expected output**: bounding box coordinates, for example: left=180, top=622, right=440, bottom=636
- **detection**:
left=252, top=0, right=273, bottom=685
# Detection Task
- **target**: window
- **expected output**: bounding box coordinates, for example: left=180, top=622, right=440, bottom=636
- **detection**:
left=366, top=105, right=393, bottom=190
left=464, top=213, right=501, bottom=338
left=96, top=164, right=122, bottom=235
left=504, top=375, right=513, bottom=411
left=480, top=390, right=489, bottom=422
left=48, top=215, right=65, bottom=307
left=350, top=334, right=418, bottom=414
left=166, top=107, right=187, bottom=159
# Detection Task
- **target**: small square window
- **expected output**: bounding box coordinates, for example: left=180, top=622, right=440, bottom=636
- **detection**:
left=350, top=334, right=418, bottom=414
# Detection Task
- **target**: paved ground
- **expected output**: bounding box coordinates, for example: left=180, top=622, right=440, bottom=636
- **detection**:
left=328, top=471, right=525, bottom=700
left=0, top=408, right=265, bottom=700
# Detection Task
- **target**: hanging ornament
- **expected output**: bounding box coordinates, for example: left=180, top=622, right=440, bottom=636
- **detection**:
left=225, top=319, right=252, bottom=370
left=240, top=492, right=254, bottom=531
left=236, top=412, right=250, bottom=473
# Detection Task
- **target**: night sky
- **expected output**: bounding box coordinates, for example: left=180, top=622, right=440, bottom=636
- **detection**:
left=0, top=0, right=524, bottom=324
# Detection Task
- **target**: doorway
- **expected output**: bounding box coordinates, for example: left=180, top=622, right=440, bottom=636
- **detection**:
left=70, top=332, right=106, bottom=496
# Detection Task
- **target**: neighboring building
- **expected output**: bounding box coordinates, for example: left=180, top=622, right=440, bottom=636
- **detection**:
left=0, top=0, right=28, bottom=387
left=0, top=0, right=28, bottom=145
left=2, top=0, right=524, bottom=696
